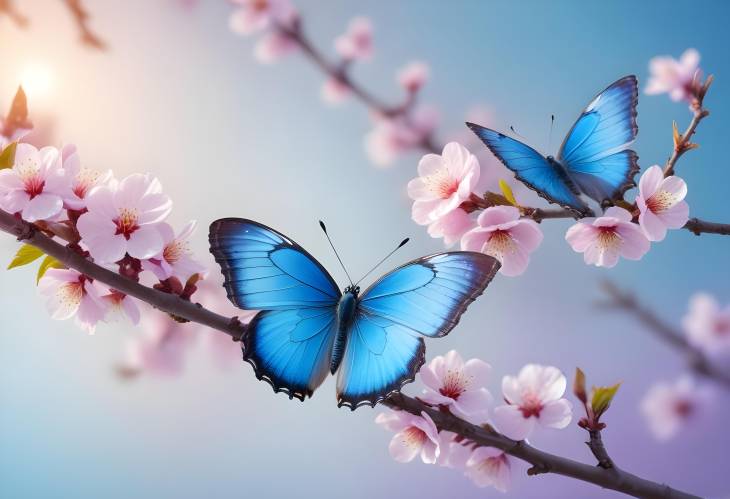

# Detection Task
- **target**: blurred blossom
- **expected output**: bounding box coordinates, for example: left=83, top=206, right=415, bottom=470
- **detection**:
left=0, top=143, right=69, bottom=222
left=334, top=17, right=373, bottom=61
left=640, top=376, right=713, bottom=441
left=397, top=61, right=430, bottom=93
left=645, top=49, right=701, bottom=103
left=426, top=208, right=476, bottom=247
left=635, top=165, right=689, bottom=242
left=77, top=173, right=172, bottom=263
left=565, top=207, right=650, bottom=268
left=59, top=143, right=112, bottom=211
left=142, top=221, right=206, bottom=282
left=464, top=447, right=512, bottom=492
left=253, top=30, right=298, bottom=63
left=375, top=410, right=441, bottom=464
left=228, top=0, right=295, bottom=36
left=320, top=77, right=351, bottom=105
left=365, top=105, right=438, bottom=167
left=38, top=268, right=107, bottom=334
left=682, top=293, right=730, bottom=358
left=419, top=350, right=492, bottom=421
left=492, top=364, right=572, bottom=441
left=461, top=206, right=542, bottom=277
left=408, top=142, right=480, bottom=223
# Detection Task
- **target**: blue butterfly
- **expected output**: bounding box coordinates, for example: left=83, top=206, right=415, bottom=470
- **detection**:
left=209, top=219, right=499, bottom=409
left=467, top=75, right=640, bottom=217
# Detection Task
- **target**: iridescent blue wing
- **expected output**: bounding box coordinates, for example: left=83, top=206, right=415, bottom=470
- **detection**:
left=209, top=218, right=341, bottom=310
left=558, top=75, right=639, bottom=205
left=336, top=252, right=500, bottom=409
left=466, top=123, right=591, bottom=216
left=244, top=308, right=338, bottom=400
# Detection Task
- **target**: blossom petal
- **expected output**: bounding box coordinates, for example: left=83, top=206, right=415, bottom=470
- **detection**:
left=492, top=405, right=535, bottom=441
left=126, top=225, right=164, bottom=260
left=539, top=399, right=573, bottom=429
left=21, top=193, right=63, bottom=222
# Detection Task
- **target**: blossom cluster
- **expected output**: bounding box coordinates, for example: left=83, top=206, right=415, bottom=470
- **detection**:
left=376, top=351, right=573, bottom=492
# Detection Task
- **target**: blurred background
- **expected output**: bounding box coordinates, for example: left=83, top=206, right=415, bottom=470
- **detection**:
left=1, top=1, right=728, bottom=498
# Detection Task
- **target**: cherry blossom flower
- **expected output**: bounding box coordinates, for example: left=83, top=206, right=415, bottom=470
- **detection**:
left=0, top=143, right=69, bottom=222
left=375, top=410, right=441, bottom=464
left=565, top=207, right=650, bottom=268
left=640, top=376, right=713, bottom=441
left=461, top=206, right=543, bottom=277
left=425, top=208, right=476, bottom=247
left=465, top=447, right=512, bottom=492
left=437, top=431, right=472, bottom=469
left=320, top=77, right=351, bottom=105
left=419, top=350, right=492, bottom=421
left=682, top=293, right=730, bottom=358
left=491, top=364, right=572, bottom=441
left=100, top=289, right=141, bottom=325
left=334, top=17, right=373, bottom=61
left=38, top=268, right=107, bottom=334
left=645, top=49, right=701, bottom=103
left=141, top=221, right=206, bottom=282
left=253, top=30, right=298, bottom=64
left=59, top=144, right=112, bottom=211
left=408, top=142, right=480, bottom=224
left=228, top=0, right=294, bottom=36
left=365, top=106, right=438, bottom=167
left=76, top=173, right=172, bottom=263
left=397, top=61, right=429, bottom=93
left=635, top=165, right=689, bottom=241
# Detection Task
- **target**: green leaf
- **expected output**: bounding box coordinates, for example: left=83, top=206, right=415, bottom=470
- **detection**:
left=7, top=244, right=44, bottom=269
left=0, top=142, right=17, bottom=170
left=499, top=179, right=518, bottom=206
left=591, top=383, right=621, bottom=417
left=36, top=255, right=65, bottom=284
left=573, top=367, right=587, bottom=404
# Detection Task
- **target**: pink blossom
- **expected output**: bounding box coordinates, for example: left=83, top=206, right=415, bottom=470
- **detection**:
left=228, top=0, right=295, bottom=36
left=461, top=206, right=543, bottom=277
left=253, top=30, right=298, bottom=64
left=38, top=268, right=107, bottom=334
left=334, top=17, right=373, bottom=61
left=565, top=207, right=650, bottom=268
left=682, top=293, right=730, bottom=358
left=76, top=173, right=172, bottom=263
left=408, top=142, right=480, bottom=224
left=492, top=364, right=572, bottom=441
left=375, top=410, right=441, bottom=464
left=59, top=144, right=112, bottom=211
left=645, top=49, right=701, bottom=103
left=465, top=447, right=512, bottom=492
left=365, top=106, right=438, bottom=167
left=397, top=61, right=429, bottom=93
left=419, top=350, right=492, bottom=421
left=0, top=143, right=69, bottom=222
left=320, top=77, right=351, bottom=105
left=100, top=289, right=141, bottom=325
left=437, top=431, right=472, bottom=469
left=425, top=208, right=476, bottom=247
left=141, top=221, right=206, bottom=282
left=640, top=376, right=713, bottom=441
left=635, top=165, right=689, bottom=241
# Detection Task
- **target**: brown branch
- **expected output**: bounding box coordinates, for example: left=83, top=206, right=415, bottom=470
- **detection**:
left=600, top=280, right=730, bottom=389
left=385, top=393, right=699, bottom=499
left=0, top=0, right=28, bottom=27
left=0, top=207, right=702, bottom=499
left=62, top=0, right=107, bottom=50
left=587, top=429, right=614, bottom=469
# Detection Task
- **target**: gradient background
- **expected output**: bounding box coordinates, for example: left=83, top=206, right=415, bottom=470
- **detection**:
left=1, top=1, right=729, bottom=498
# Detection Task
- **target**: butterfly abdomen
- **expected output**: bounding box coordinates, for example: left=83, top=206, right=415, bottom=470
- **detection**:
left=331, top=291, right=357, bottom=374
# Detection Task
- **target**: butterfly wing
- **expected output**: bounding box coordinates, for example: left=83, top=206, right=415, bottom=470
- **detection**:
left=209, top=218, right=341, bottom=399
left=558, top=75, right=639, bottom=205
left=466, top=123, right=591, bottom=216
left=336, top=252, right=500, bottom=409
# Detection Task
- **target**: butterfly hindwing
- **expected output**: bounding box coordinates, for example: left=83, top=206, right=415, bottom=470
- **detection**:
left=466, top=123, right=591, bottom=215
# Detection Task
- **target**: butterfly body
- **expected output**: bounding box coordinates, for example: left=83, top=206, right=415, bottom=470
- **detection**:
left=467, top=75, right=640, bottom=217
left=209, top=218, right=499, bottom=409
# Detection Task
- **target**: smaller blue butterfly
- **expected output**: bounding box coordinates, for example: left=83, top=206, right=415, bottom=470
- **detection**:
left=209, top=219, right=499, bottom=409
left=467, top=75, right=640, bottom=217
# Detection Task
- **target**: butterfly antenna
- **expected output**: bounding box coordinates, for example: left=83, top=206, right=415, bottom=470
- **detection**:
left=509, top=125, right=527, bottom=140
left=354, top=237, right=409, bottom=286
left=319, top=220, right=354, bottom=287
left=548, top=114, right=555, bottom=151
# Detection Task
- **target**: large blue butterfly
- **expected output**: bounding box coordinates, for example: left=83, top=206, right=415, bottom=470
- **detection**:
left=209, top=219, right=499, bottom=409
left=467, top=75, right=640, bottom=217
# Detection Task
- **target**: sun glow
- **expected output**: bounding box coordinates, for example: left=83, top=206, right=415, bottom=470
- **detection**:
left=19, top=63, right=54, bottom=101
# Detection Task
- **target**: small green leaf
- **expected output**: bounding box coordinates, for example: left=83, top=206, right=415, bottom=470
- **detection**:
left=573, top=367, right=587, bottom=404
left=499, top=179, right=518, bottom=206
left=591, top=383, right=621, bottom=417
left=0, top=142, right=18, bottom=170
left=7, top=244, right=44, bottom=269
left=36, top=255, right=65, bottom=284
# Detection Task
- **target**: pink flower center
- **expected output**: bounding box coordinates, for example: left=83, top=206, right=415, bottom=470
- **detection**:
left=58, top=281, right=84, bottom=306
left=163, top=239, right=187, bottom=264
left=596, top=226, right=621, bottom=251
left=674, top=399, right=694, bottom=418
left=714, top=317, right=730, bottom=337
left=646, top=190, right=676, bottom=214
left=114, top=208, right=140, bottom=239
left=425, top=169, right=459, bottom=199
left=486, top=230, right=516, bottom=261
left=18, top=159, right=45, bottom=199
left=439, top=368, right=469, bottom=400
left=519, top=392, right=543, bottom=418
left=475, top=453, right=508, bottom=476
left=73, top=168, right=102, bottom=199
left=401, top=426, right=427, bottom=448
left=251, top=0, right=269, bottom=13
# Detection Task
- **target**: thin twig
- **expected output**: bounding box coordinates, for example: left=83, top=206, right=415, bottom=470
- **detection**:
left=61, top=0, right=107, bottom=50
left=600, top=280, right=730, bottom=389
left=587, top=429, right=614, bottom=469
left=664, top=76, right=712, bottom=177
left=0, top=0, right=28, bottom=27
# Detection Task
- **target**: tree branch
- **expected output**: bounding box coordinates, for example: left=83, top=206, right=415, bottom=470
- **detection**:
left=61, top=0, right=107, bottom=50
left=600, top=280, right=730, bottom=389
